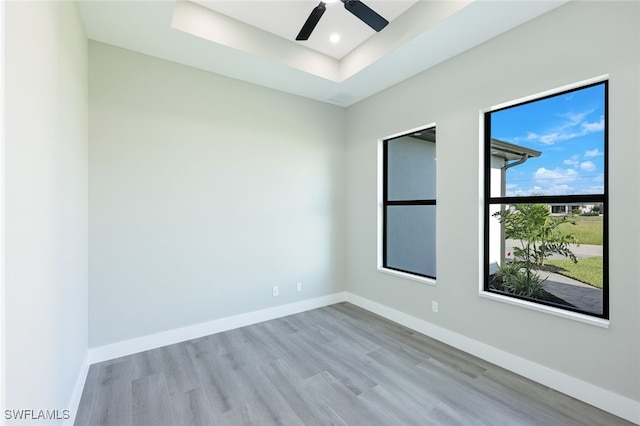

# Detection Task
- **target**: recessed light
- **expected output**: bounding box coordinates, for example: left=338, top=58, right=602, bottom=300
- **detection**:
left=329, top=33, right=340, bottom=43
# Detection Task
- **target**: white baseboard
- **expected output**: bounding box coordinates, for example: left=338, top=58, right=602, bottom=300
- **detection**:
left=64, top=351, right=90, bottom=426
left=345, top=292, right=640, bottom=425
left=89, top=292, right=347, bottom=364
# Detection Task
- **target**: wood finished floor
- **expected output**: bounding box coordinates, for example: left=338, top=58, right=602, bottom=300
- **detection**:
left=75, top=303, right=633, bottom=426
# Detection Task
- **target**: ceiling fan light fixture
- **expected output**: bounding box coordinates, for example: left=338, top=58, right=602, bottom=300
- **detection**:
left=296, top=0, right=389, bottom=41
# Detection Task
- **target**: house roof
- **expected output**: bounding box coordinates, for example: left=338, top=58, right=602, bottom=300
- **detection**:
left=491, top=139, right=542, bottom=162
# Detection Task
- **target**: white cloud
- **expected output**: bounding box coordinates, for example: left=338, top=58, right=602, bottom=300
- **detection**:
left=526, top=132, right=539, bottom=140
left=530, top=109, right=604, bottom=145
left=582, top=185, right=605, bottom=194
left=509, top=184, right=575, bottom=197
left=563, top=110, right=592, bottom=126
left=544, top=184, right=574, bottom=195
left=539, top=132, right=568, bottom=144
left=580, top=161, right=596, bottom=172
left=508, top=185, right=543, bottom=197
left=585, top=148, right=603, bottom=157
left=534, top=167, right=579, bottom=184
left=563, top=154, right=579, bottom=167
left=581, top=116, right=604, bottom=132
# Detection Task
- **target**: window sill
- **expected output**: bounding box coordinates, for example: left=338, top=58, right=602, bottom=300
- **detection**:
left=378, top=267, right=436, bottom=286
left=479, top=290, right=609, bottom=328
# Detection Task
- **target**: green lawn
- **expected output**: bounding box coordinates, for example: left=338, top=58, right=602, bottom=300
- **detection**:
left=557, top=215, right=603, bottom=245
left=545, top=256, right=603, bottom=288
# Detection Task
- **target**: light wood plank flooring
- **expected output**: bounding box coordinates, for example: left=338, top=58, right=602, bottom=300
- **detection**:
left=75, top=303, right=633, bottom=426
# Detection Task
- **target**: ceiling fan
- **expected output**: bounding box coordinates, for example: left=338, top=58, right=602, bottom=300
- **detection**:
left=296, top=0, right=389, bottom=41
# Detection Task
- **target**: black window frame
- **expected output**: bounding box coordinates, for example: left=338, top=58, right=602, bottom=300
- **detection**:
left=483, top=80, right=609, bottom=319
left=381, top=127, right=437, bottom=280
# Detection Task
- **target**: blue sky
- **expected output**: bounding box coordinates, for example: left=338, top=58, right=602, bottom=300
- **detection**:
left=491, top=83, right=605, bottom=197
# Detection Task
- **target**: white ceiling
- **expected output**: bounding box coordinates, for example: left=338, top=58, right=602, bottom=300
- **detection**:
left=192, top=0, right=418, bottom=59
left=78, top=0, right=567, bottom=107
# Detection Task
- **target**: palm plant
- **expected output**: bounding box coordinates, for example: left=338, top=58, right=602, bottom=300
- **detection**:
left=492, top=203, right=578, bottom=298
left=493, top=203, right=578, bottom=268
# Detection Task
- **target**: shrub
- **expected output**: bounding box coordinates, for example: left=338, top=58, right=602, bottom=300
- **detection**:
left=492, top=261, right=547, bottom=298
left=494, top=261, right=524, bottom=283
left=502, top=270, right=547, bottom=298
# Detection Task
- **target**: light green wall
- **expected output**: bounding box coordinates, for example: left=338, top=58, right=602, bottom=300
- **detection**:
left=4, top=0, right=89, bottom=413
left=345, top=1, right=639, bottom=401
left=88, top=42, right=346, bottom=347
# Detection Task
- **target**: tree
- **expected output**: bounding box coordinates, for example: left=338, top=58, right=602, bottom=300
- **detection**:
left=493, top=203, right=579, bottom=269
left=491, top=204, right=579, bottom=298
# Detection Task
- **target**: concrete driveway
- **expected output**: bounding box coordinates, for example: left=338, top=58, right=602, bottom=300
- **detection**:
left=502, top=239, right=604, bottom=315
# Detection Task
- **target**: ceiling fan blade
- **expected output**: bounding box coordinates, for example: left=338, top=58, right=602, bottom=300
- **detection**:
left=296, top=2, right=327, bottom=41
left=341, top=0, right=388, bottom=32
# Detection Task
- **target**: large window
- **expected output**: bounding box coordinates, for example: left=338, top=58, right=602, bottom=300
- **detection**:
left=380, top=126, right=436, bottom=281
left=484, top=80, right=608, bottom=319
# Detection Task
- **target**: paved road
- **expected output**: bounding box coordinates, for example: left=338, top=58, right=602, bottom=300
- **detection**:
left=505, top=240, right=602, bottom=259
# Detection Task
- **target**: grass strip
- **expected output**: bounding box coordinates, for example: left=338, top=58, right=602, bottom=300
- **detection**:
left=557, top=216, right=603, bottom=245
left=545, top=256, right=603, bottom=288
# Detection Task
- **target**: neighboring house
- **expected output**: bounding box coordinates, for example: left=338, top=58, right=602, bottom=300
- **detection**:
left=548, top=203, right=600, bottom=216
left=488, top=139, right=542, bottom=273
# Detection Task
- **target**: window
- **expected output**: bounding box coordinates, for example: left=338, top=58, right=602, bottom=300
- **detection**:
left=380, top=126, right=436, bottom=281
left=484, top=80, right=608, bottom=319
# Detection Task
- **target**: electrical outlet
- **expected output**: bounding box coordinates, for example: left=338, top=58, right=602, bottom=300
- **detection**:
left=432, top=301, right=439, bottom=313
left=272, top=286, right=279, bottom=297
left=296, top=282, right=302, bottom=292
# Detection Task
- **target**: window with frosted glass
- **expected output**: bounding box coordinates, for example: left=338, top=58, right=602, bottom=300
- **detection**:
left=382, top=128, right=436, bottom=279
